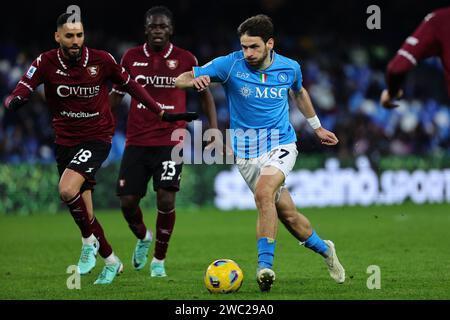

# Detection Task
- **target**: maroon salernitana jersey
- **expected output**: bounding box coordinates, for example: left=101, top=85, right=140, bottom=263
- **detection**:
left=113, top=42, right=197, bottom=146
left=388, top=7, right=450, bottom=96
left=11, top=46, right=131, bottom=146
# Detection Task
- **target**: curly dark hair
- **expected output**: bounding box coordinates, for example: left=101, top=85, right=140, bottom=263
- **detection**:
left=237, top=14, right=274, bottom=42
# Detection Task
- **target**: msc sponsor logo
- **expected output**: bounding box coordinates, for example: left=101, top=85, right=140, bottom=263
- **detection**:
left=56, top=85, right=101, bottom=98
left=255, top=87, right=287, bottom=99
left=239, top=86, right=287, bottom=99
left=135, top=75, right=176, bottom=88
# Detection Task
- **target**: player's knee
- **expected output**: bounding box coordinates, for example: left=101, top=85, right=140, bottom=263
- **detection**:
left=254, top=186, right=274, bottom=207
left=157, top=191, right=175, bottom=212
left=157, top=197, right=175, bottom=212
left=120, top=196, right=139, bottom=212
left=59, top=183, right=80, bottom=202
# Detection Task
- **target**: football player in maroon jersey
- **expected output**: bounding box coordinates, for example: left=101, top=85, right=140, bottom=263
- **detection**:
left=109, top=6, right=217, bottom=277
left=3, top=13, right=198, bottom=284
left=381, top=7, right=450, bottom=108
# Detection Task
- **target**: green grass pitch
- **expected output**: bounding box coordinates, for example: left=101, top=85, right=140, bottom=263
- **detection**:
left=1, top=203, right=449, bottom=299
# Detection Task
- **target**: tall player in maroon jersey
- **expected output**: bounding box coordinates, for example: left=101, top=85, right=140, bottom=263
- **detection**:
left=3, top=13, right=197, bottom=285
left=381, top=7, right=450, bottom=108
left=109, top=6, right=217, bottom=277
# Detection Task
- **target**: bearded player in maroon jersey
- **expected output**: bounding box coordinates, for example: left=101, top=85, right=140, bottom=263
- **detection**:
left=381, top=7, right=450, bottom=108
left=109, top=6, right=217, bottom=277
left=3, top=13, right=198, bottom=285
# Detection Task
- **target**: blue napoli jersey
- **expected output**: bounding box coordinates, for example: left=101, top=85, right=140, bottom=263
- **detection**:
left=193, top=50, right=302, bottom=158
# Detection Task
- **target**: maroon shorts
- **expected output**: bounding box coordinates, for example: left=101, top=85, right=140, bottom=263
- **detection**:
left=55, top=141, right=111, bottom=192
left=116, top=145, right=183, bottom=197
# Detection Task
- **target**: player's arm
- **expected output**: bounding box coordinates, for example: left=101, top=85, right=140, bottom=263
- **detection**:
left=104, top=51, right=161, bottom=116
left=3, top=57, right=44, bottom=111
left=123, top=79, right=198, bottom=122
left=175, top=71, right=211, bottom=92
left=108, top=90, right=124, bottom=115
left=3, top=95, right=28, bottom=111
left=105, top=51, right=198, bottom=122
left=292, top=88, right=338, bottom=146
left=108, top=51, right=127, bottom=113
left=176, top=55, right=232, bottom=91
left=198, top=89, right=218, bottom=130
left=381, top=12, right=440, bottom=108
left=108, top=51, right=129, bottom=114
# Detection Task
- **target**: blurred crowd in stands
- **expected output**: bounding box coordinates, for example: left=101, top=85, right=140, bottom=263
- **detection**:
left=1, top=0, right=449, bottom=164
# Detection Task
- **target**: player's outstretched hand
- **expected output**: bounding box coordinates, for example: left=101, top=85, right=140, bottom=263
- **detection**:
left=192, top=75, right=210, bottom=92
left=161, top=111, right=199, bottom=122
left=380, top=89, right=403, bottom=109
left=315, top=127, right=339, bottom=146
left=205, top=138, right=234, bottom=156
left=4, top=95, right=28, bottom=111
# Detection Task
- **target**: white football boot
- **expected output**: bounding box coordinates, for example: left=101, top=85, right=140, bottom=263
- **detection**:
left=323, top=240, right=345, bottom=284
left=256, top=268, right=276, bottom=292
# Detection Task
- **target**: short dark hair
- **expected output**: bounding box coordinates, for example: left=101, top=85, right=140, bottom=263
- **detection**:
left=56, top=12, right=83, bottom=29
left=145, top=5, right=173, bottom=26
left=237, top=14, right=274, bottom=42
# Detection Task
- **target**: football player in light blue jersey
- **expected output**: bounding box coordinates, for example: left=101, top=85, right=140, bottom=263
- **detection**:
left=176, top=14, right=345, bottom=292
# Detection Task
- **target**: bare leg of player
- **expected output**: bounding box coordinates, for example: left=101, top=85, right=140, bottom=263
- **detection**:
left=275, top=188, right=346, bottom=284
left=275, top=188, right=312, bottom=241
left=59, top=169, right=122, bottom=283
left=254, top=167, right=284, bottom=239
left=59, top=169, right=93, bottom=241
left=253, top=166, right=284, bottom=292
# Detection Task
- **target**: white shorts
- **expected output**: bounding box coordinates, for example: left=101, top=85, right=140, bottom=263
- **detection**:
left=236, top=143, right=298, bottom=202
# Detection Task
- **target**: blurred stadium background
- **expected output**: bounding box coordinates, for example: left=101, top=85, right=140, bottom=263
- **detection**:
left=1, top=0, right=450, bottom=213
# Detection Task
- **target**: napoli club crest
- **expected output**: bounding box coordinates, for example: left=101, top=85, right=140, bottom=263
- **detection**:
left=277, top=72, right=288, bottom=83
left=87, top=65, right=99, bottom=77
left=166, top=59, right=179, bottom=70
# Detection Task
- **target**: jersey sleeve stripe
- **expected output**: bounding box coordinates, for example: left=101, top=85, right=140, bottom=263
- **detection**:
left=112, top=88, right=126, bottom=95
left=397, top=49, right=417, bottom=65
left=83, top=48, right=89, bottom=67
left=107, top=52, right=118, bottom=64
left=18, top=80, right=34, bottom=92
left=122, top=74, right=131, bottom=86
